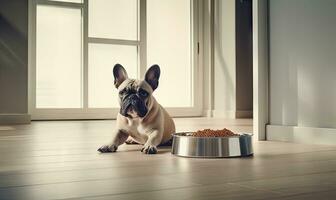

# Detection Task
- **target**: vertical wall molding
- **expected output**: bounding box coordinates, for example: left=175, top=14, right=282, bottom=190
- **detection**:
left=253, top=0, right=269, bottom=140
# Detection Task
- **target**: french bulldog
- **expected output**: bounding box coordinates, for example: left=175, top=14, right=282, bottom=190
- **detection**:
left=98, top=64, right=176, bottom=154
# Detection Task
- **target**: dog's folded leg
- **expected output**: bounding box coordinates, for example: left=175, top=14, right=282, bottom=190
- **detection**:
left=98, top=129, right=129, bottom=153
left=125, top=136, right=140, bottom=145
left=141, top=130, right=162, bottom=154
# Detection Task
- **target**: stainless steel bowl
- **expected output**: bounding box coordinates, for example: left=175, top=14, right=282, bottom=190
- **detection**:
left=171, top=132, right=253, bottom=158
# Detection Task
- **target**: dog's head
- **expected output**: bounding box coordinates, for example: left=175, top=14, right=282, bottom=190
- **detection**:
left=113, top=63, right=160, bottom=118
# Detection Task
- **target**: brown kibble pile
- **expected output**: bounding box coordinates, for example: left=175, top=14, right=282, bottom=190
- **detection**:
left=191, top=128, right=238, bottom=137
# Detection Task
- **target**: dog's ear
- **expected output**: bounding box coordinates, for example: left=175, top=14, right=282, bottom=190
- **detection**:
left=145, top=64, right=160, bottom=91
left=113, top=64, right=128, bottom=88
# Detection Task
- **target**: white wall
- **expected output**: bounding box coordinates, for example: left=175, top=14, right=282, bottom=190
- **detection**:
left=0, top=0, right=30, bottom=124
left=202, top=0, right=212, bottom=116
left=212, top=0, right=253, bottom=118
left=213, top=0, right=236, bottom=118
left=268, top=0, right=336, bottom=144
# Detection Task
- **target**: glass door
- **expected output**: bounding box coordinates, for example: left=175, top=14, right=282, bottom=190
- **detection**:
left=29, top=0, right=202, bottom=119
left=148, top=0, right=192, bottom=107
left=35, top=4, right=83, bottom=109
left=88, top=0, right=140, bottom=108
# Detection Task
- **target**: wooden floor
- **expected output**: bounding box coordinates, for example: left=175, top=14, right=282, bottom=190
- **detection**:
left=1, top=118, right=336, bottom=200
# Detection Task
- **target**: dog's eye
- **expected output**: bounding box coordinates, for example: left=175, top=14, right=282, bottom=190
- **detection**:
left=119, top=90, right=125, bottom=96
left=139, top=90, right=148, bottom=97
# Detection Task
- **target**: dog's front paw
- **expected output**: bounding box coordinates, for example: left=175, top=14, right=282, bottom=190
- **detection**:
left=97, top=144, right=118, bottom=153
left=141, top=145, right=157, bottom=154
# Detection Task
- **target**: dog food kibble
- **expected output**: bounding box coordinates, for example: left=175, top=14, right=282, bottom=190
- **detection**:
left=191, top=128, right=238, bottom=137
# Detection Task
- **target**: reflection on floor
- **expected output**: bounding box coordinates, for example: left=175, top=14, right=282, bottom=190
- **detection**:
left=1, top=118, right=336, bottom=200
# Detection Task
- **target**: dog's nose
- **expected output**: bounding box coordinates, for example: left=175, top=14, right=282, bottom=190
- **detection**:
left=131, top=99, right=137, bottom=105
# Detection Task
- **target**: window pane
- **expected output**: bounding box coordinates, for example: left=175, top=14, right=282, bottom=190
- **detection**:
left=89, top=44, right=138, bottom=108
left=36, top=5, right=82, bottom=108
left=147, top=0, right=192, bottom=107
left=89, top=0, right=138, bottom=40
left=48, top=0, right=82, bottom=3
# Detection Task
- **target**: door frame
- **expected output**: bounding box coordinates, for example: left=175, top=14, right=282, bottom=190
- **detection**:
left=252, top=0, right=269, bottom=141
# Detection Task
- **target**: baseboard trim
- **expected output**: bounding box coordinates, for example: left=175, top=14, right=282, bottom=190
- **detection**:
left=209, top=110, right=253, bottom=119
left=203, top=109, right=214, bottom=117
left=212, top=110, right=236, bottom=119
left=267, top=125, right=336, bottom=145
left=0, top=114, right=31, bottom=125
left=235, top=110, right=253, bottom=118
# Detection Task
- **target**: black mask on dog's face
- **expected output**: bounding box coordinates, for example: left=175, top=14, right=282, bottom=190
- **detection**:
left=113, top=64, right=160, bottom=118
left=118, top=82, right=149, bottom=118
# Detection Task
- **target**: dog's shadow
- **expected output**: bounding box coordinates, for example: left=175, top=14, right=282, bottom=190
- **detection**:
left=118, top=145, right=172, bottom=154
left=157, top=147, right=171, bottom=154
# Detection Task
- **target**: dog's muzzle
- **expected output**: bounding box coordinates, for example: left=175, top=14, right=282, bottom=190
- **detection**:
left=120, top=94, right=148, bottom=118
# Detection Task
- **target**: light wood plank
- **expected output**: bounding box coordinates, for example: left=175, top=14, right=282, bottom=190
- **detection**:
left=1, top=118, right=336, bottom=200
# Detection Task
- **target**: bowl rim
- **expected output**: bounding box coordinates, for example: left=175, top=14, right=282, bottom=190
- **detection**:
left=172, top=132, right=253, bottom=139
